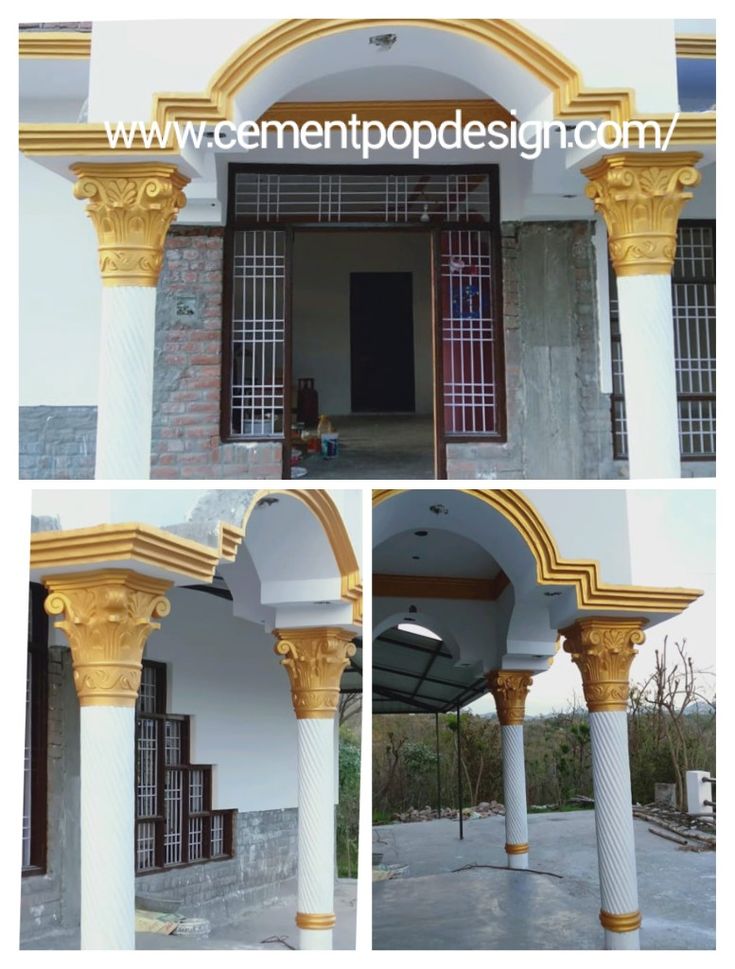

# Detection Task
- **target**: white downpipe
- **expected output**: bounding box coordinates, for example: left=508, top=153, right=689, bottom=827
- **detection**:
left=80, top=706, right=136, bottom=950
left=502, top=724, right=529, bottom=869
left=95, top=287, right=157, bottom=480
left=297, top=718, right=335, bottom=951
left=616, top=274, right=680, bottom=479
left=589, top=711, right=641, bottom=951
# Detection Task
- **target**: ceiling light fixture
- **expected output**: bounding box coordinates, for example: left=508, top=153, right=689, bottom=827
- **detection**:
left=369, top=32, right=397, bottom=52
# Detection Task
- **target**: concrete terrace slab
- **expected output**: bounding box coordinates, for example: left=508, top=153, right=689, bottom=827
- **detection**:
left=372, top=813, right=715, bottom=950
left=21, top=877, right=356, bottom=951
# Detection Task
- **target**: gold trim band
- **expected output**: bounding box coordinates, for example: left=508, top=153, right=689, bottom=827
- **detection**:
left=19, top=31, right=91, bottom=59
left=599, top=909, right=642, bottom=933
left=295, top=912, right=336, bottom=930
left=505, top=842, right=529, bottom=855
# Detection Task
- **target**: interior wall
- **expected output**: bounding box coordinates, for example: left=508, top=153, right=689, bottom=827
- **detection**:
left=292, top=231, right=433, bottom=416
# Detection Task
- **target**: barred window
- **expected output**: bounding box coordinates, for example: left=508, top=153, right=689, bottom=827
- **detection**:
left=23, top=583, right=48, bottom=875
left=610, top=222, right=716, bottom=461
left=135, top=661, right=235, bottom=873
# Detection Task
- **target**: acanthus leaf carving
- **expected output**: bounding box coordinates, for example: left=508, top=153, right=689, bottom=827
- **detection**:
left=274, top=628, right=356, bottom=719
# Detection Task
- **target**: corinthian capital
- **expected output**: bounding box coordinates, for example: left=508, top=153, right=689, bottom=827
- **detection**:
left=44, top=569, right=171, bottom=707
left=486, top=670, right=533, bottom=725
left=71, top=163, right=189, bottom=287
left=561, top=617, right=648, bottom=713
left=274, top=628, right=356, bottom=719
left=582, top=152, right=701, bottom=277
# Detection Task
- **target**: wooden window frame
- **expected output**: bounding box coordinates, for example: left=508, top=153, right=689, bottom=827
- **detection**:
left=23, top=583, right=48, bottom=877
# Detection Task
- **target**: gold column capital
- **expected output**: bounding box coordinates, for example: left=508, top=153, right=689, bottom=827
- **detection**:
left=486, top=669, right=533, bottom=725
left=274, top=627, right=356, bottom=720
left=71, top=162, right=189, bottom=287
left=582, top=152, right=702, bottom=277
left=561, top=617, right=648, bottom=713
left=43, top=569, right=172, bottom=707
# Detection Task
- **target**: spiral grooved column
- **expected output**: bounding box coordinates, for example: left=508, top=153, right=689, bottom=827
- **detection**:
left=562, top=617, right=648, bottom=950
left=487, top=670, right=532, bottom=869
left=583, top=152, right=702, bottom=480
left=80, top=706, right=136, bottom=948
left=72, top=163, right=189, bottom=480
left=275, top=628, right=356, bottom=951
left=44, top=569, right=172, bottom=950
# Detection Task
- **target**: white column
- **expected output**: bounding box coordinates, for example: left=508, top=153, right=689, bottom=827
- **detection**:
left=501, top=724, right=529, bottom=869
left=80, top=706, right=136, bottom=949
left=297, top=718, right=336, bottom=950
left=616, top=276, right=679, bottom=479
left=96, top=288, right=157, bottom=479
left=589, top=711, right=641, bottom=950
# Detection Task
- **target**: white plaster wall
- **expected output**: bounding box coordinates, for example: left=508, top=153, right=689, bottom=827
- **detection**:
left=292, top=232, right=433, bottom=415
left=524, top=490, right=632, bottom=585
left=19, top=155, right=101, bottom=406
left=145, top=587, right=299, bottom=813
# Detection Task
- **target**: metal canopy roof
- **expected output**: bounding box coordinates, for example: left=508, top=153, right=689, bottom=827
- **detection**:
left=373, top=626, right=486, bottom=715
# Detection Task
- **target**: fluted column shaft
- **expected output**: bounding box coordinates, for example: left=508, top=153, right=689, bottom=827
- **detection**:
left=71, top=163, right=189, bottom=480
left=583, top=152, right=701, bottom=479
left=487, top=670, right=532, bottom=869
left=274, top=628, right=356, bottom=951
left=562, top=617, right=648, bottom=950
left=43, top=569, right=171, bottom=950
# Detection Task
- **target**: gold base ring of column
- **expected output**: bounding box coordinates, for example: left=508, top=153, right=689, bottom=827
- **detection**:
left=504, top=842, right=529, bottom=855
left=599, top=910, right=642, bottom=933
left=296, top=912, right=337, bottom=930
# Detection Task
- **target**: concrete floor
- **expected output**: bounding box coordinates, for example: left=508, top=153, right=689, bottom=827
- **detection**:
left=297, top=415, right=434, bottom=479
left=21, top=877, right=356, bottom=951
left=373, top=813, right=715, bottom=950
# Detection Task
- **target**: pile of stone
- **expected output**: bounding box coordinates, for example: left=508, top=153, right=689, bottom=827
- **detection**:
left=391, top=801, right=505, bottom=823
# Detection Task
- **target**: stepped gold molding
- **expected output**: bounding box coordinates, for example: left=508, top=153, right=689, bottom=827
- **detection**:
left=243, top=490, right=362, bottom=624
left=373, top=490, right=702, bottom=616
left=19, top=19, right=715, bottom=158
left=43, top=570, right=171, bottom=707
left=583, top=153, right=702, bottom=277
left=19, top=31, right=91, bottom=59
left=274, top=628, right=356, bottom=719
left=31, top=521, right=241, bottom=583
left=599, top=909, right=642, bottom=933
left=296, top=912, right=337, bottom=929
left=486, top=670, right=533, bottom=725
left=505, top=842, right=529, bottom=855
left=675, top=35, right=716, bottom=59
left=561, top=618, right=647, bottom=713
left=71, top=163, right=189, bottom=286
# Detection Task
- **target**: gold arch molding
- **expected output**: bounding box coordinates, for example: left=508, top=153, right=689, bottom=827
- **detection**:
left=241, top=489, right=362, bottom=624
left=19, top=18, right=714, bottom=155
left=373, top=489, right=701, bottom=615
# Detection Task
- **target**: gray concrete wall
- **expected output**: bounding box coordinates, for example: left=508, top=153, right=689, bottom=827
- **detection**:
left=19, top=407, right=96, bottom=479
left=292, top=231, right=434, bottom=415
left=447, top=221, right=618, bottom=480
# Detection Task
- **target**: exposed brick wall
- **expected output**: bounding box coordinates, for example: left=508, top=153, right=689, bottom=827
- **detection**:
left=151, top=227, right=282, bottom=479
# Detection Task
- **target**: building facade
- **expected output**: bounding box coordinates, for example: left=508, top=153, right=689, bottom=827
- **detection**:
left=19, top=19, right=716, bottom=480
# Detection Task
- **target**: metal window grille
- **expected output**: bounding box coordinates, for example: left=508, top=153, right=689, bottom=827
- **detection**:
left=234, top=172, right=491, bottom=224
left=610, top=223, right=716, bottom=460
left=230, top=230, right=286, bottom=438
left=440, top=230, right=499, bottom=435
left=135, top=661, right=235, bottom=873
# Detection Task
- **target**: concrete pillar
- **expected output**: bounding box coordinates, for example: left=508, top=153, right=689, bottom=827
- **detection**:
left=275, top=628, right=356, bottom=951
left=43, top=570, right=172, bottom=950
left=486, top=670, right=532, bottom=869
left=71, top=163, right=189, bottom=479
left=583, top=152, right=702, bottom=479
left=562, top=617, right=648, bottom=950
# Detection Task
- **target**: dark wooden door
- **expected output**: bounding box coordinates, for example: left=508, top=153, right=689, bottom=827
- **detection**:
left=350, top=272, right=415, bottom=412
